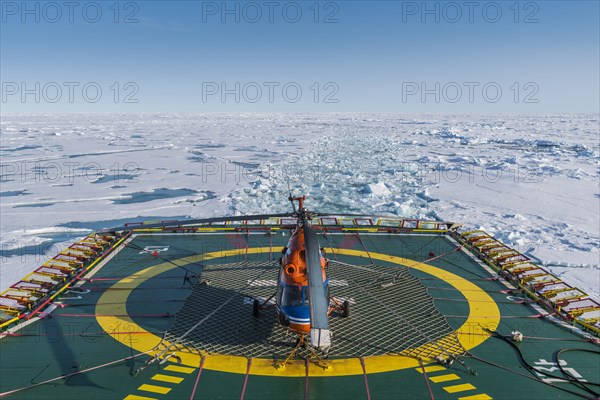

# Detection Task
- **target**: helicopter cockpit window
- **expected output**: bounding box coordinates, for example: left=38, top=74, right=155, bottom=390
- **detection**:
left=276, top=281, right=283, bottom=304
left=302, top=286, right=310, bottom=306
left=302, top=286, right=328, bottom=306
left=282, top=285, right=302, bottom=307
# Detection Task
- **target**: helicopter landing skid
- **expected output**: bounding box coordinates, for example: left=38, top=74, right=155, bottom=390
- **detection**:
left=274, top=334, right=332, bottom=371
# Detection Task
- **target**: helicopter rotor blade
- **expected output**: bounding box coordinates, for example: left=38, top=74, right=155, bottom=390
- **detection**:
left=314, top=212, right=396, bottom=218
left=286, top=181, right=297, bottom=214
left=303, top=218, right=331, bottom=354
left=99, top=213, right=294, bottom=233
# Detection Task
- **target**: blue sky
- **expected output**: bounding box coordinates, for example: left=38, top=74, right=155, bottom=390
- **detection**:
left=1, top=1, right=598, bottom=112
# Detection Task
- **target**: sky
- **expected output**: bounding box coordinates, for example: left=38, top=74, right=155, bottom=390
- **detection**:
left=1, top=0, right=599, bottom=113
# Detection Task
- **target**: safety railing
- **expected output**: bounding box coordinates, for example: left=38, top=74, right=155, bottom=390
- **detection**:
left=0, top=232, right=125, bottom=330
left=454, top=229, right=600, bottom=336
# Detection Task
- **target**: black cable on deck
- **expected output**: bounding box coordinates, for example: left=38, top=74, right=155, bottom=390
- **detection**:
left=480, top=328, right=600, bottom=398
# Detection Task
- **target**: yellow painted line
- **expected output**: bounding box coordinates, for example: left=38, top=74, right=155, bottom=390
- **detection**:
left=97, top=246, right=500, bottom=377
left=458, top=394, right=493, bottom=400
left=429, top=373, right=461, bottom=383
left=138, top=384, right=171, bottom=394
left=415, top=365, right=447, bottom=374
left=164, top=364, right=196, bottom=374
left=151, top=373, right=184, bottom=384
left=443, top=383, right=476, bottom=393
left=124, top=395, right=158, bottom=400
left=341, top=228, right=379, bottom=233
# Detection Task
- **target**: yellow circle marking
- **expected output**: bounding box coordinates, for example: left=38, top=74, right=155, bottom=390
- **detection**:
left=96, top=246, right=500, bottom=377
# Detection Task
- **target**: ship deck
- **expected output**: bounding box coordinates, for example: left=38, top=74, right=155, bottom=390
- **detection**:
left=1, top=229, right=598, bottom=399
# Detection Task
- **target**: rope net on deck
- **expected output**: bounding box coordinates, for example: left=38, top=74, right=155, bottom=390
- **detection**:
left=162, top=260, right=466, bottom=360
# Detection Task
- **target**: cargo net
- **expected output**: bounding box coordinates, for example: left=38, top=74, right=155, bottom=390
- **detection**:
left=162, top=260, right=466, bottom=360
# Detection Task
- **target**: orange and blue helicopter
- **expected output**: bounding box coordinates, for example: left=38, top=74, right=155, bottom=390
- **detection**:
left=104, top=195, right=351, bottom=357
left=252, top=196, right=349, bottom=355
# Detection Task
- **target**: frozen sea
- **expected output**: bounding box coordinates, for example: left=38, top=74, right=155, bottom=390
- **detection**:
left=1, top=113, right=598, bottom=299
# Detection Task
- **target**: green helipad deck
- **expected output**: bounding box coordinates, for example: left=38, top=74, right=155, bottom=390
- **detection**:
left=1, top=220, right=598, bottom=400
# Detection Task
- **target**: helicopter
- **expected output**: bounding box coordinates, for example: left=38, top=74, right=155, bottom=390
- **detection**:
left=251, top=196, right=350, bottom=355
left=102, top=194, right=355, bottom=359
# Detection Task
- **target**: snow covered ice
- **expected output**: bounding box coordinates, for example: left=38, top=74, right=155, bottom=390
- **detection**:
left=1, top=113, right=598, bottom=299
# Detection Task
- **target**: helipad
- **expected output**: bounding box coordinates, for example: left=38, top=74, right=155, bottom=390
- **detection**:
left=1, top=223, right=598, bottom=399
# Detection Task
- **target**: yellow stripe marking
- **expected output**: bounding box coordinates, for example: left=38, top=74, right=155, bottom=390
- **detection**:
left=138, top=384, right=172, bottom=394
left=415, top=365, right=447, bottom=374
left=124, top=395, right=158, bottom=400
left=164, top=365, right=196, bottom=374
left=429, top=373, right=461, bottom=383
left=444, top=383, right=476, bottom=393
left=151, top=373, right=184, bottom=384
left=458, top=394, right=493, bottom=400
left=97, top=247, right=500, bottom=377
